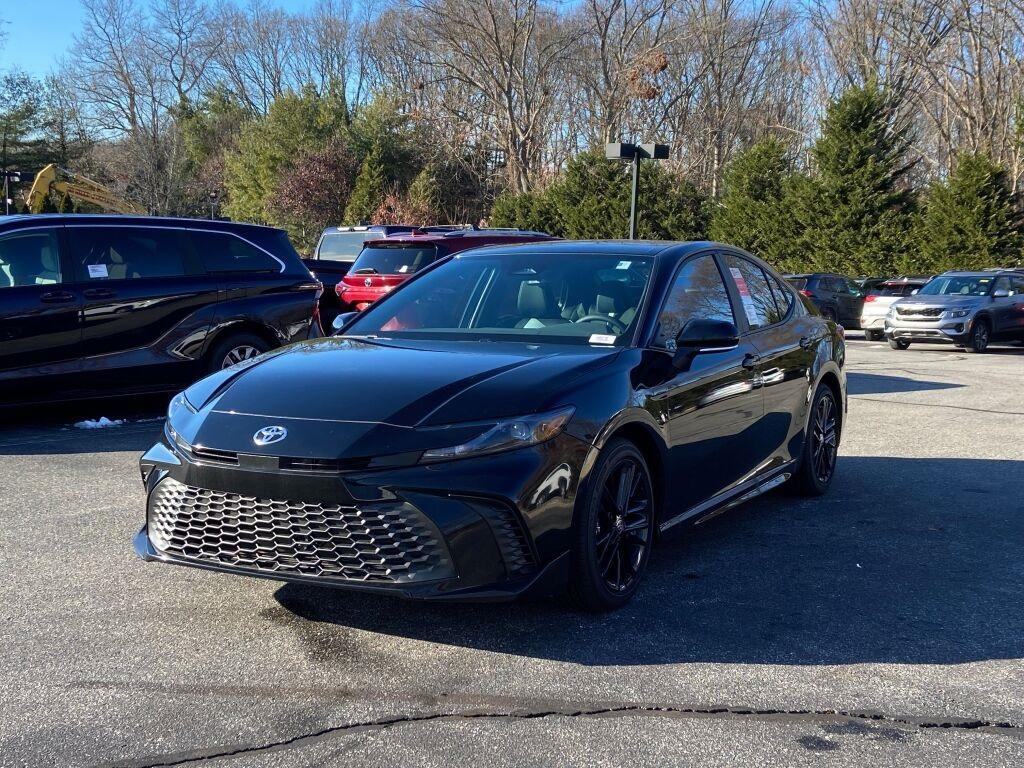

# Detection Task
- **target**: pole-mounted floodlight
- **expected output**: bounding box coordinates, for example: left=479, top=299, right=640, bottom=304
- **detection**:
left=605, top=143, right=670, bottom=239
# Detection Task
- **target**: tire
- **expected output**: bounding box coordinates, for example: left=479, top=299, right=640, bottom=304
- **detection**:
left=865, top=330, right=883, bottom=341
left=888, top=338, right=910, bottom=350
left=207, top=332, right=271, bottom=373
left=963, top=318, right=990, bottom=353
left=570, top=439, right=656, bottom=612
left=790, top=384, right=840, bottom=497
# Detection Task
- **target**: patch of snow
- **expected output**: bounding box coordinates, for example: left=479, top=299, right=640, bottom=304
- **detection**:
left=74, top=417, right=127, bottom=429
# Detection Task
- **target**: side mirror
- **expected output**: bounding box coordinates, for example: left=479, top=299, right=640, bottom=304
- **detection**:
left=672, top=319, right=739, bottom=369
left=331, top=311, right=358, bottom=334
left=993, top=288, right=1010, bottom=299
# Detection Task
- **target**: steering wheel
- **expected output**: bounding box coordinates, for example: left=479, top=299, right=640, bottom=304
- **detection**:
left=575, top=314, right=627, bottom=333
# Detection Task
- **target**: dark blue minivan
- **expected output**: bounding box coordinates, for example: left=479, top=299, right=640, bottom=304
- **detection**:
left=0, top=214, right=321, bottom=405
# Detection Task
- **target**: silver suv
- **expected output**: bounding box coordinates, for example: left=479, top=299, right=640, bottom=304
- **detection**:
left=885, top=270, right=1024, bottom=352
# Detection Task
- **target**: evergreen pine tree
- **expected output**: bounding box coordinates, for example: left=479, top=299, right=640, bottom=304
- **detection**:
left=795, top=83, right=916, bottom=276
left=911, top=152, right=1023, bottom=272
left=344, top=140, right=387, bottom=224
left=405, top=165, right=439, bottom=224
left=57, top=192, right=74, bottom=213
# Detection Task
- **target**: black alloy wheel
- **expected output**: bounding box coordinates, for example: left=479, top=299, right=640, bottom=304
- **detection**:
left=571, top=439, right=655, bottom=611
left=791, top=385, right=840, bottom=496
left=889, top=338, right=911, bottom=350
left=964, top=318, right=990, bottom=353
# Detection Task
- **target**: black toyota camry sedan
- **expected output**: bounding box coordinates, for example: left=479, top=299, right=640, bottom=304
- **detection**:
left=135, top=240, right=846, bottom=610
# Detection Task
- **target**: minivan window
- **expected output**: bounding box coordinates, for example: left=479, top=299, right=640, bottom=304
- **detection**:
left=317, top=231, right=370, bottom=261
left=190, top=230, right=280, bottom=272
left=0, top=229, right=61, bottom=288
left=72, top=227, right=185, bottom=280
left=654, top=254, right=735, bottom=348
left=350, top=245, right=438, bottom=276
left=722, top=254, right=783, bottom=329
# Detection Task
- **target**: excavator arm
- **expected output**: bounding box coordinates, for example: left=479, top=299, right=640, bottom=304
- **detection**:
left=26, top=164, right=143, bottom=214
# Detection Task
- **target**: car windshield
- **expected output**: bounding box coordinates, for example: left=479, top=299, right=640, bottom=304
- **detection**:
left=317, top=232, right=369, bottom=261
left=876, top=283, right=922, bottom=297
left=917, top=275, right=993, bottom=296
left=350, top=245, right=437, bottom=275
left=346, top=251, right=654, bottom=345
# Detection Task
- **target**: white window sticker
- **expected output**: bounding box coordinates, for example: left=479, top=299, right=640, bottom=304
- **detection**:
left=87, top=264, right=108, bottom=279
left=589, top=333, right=617, bottom=345
left=615, top=260, right=632, bottom=270
left=730, top=267, right=761, bottom=325
left=398, top=265, right=409, bottom=273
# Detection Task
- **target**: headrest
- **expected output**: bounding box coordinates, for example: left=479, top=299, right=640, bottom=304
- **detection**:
left=518, top=281, right=554, bottom=317
left=592, top=280, right=627, bottom=315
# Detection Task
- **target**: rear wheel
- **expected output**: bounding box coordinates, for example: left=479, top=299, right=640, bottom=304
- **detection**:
left=963, top=318, right=990, bottom=353
left=888, top=338, right=910, bottom=350
left=865, top=330, right=884, bottom=341
left=790, top=384, right=840, bottom=497
left=570, top=439, right=655, bottom=612
left=207, top=332, right=271, bottom=373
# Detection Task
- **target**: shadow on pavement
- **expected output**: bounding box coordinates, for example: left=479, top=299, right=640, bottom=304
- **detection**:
left=846, top=372, right=963, bottom=395
left=275, top=455, right=1024, bottom=667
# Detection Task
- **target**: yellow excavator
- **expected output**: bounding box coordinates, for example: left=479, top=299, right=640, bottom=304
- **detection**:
left=25, top=164, right=143, bottom=214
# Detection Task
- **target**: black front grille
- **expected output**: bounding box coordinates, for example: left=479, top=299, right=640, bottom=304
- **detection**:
left=148, top=478, right=453, bottom=583
left=897, top=306, right=943, bottom=317
left=190, top=446, right=239, bottom=465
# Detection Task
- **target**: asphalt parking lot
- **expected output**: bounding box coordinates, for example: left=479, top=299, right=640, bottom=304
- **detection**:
left=1, top=336, right=1022, bottom=767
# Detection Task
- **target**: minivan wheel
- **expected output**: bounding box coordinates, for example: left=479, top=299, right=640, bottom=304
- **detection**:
left=570, top=439, right=655, bottom=612
left=790, top=385, right=840, bottom=497
left=208, top=333, right=271, bottom=372
left=963, top=319, right=990, bottom=353
left=888, top=338, right=910, bottom=350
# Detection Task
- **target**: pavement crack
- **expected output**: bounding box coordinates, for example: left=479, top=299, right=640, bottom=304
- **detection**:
left=108, top=704, right=1023, bottom=767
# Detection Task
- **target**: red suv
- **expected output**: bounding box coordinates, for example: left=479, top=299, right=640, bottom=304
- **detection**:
left=336, top=228, right=556, bottom=311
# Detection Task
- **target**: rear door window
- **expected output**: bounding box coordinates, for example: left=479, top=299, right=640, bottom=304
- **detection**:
left=722, top=254, right=785, bottom=329
left=350, top=245, right=438, bottom=276
left=316, top=231, right=370, bottom=261
left=189, top=230, right=281, bottom=273
left=72, top=227, right=186, bottom=281
left=653, top=254, right=735, bottom=348
left=0, top=229, right=62, bottom=287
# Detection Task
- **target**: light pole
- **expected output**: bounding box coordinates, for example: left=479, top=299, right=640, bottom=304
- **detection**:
left=605, top=143, right=670, bottom=239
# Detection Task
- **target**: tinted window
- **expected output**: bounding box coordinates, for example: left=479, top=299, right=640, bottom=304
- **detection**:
left=722, top=254, right=783, bottom=329
left=351, top=245, right=438, bottom=276
left=72, top=227, right=185, bottom=280
left=765, top=272, right=794, bottom=316
left=786, top=277, right=808, bottom=290
left=654, top=255, right=735, bottom=348
left=0, top=229, right=62, bottom=288
left=190, top=230, right=280, bottom=272
left=317, top=231, right=370, bottom=261
left=1012, top=277, right=1024, bottom=295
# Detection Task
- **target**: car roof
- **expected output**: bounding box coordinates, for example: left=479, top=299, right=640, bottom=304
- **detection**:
left=451, top=239, right=721, bottom=259
left=1, top=213, right=282, bottom=235
left=362, top=229, right=556, bottom=246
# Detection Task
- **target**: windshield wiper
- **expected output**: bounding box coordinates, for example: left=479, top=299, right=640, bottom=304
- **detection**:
left=352, top=267, right=379, bottom=275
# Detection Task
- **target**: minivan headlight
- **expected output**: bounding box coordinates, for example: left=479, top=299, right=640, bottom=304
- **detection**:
left=420, top=406, right=575, bottom=462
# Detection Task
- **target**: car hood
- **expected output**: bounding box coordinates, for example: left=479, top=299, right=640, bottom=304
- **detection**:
left=894, top=295, right=982, bottom=308
left=181, top=337, right=618, bottom=458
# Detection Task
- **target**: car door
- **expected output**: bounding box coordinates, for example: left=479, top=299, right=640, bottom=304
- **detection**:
left=721, top=252, right=817, bottom=472
left=644, top=252, right=764, bottom=514
left=1009, top=277, right=1024, bottom=339
left=0, top=226, right=82, bottom=403
left=835, top=277, right=865, bottom=327
left=989, top=276, right=1019, bottom=338
left=68, top=224, right=220, bottom=392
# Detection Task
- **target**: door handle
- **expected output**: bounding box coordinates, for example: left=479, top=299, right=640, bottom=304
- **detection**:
left=83, top=288, right=116, bottom=299
left=40, top=290, right=76, bottom=304
left=741, top=353, right=760, bottom=370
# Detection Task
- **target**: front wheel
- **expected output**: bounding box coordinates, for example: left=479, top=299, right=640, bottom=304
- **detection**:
left=570, top=439, right=656, bottom=612
left=790, top=384, right=840, bottom=497
left=889, top=338, right=910, bottom=350
left=865, top=330, right=884, bottom=342
left=963, top=319, right=990, bottom=353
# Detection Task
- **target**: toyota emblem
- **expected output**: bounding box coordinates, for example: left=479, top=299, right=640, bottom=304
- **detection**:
left=253, top=425, right=287, bottom=445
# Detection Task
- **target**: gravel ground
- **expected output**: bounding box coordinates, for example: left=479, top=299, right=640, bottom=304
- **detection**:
left=1, top=335, right=1022, bottom=767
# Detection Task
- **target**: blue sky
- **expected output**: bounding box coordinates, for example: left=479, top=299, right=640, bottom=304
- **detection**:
left=0, top=1, right=319, bottom=77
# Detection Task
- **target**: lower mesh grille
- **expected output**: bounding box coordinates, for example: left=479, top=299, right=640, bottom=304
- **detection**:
left=148, top=478, right=453, bottom=583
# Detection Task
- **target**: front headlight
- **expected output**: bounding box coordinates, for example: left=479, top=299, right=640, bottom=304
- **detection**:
left=420, top=406, right=575, bottom=463
left=948, top=309, right=971, bottom=318
left=165, top=392, right=198, bottom=450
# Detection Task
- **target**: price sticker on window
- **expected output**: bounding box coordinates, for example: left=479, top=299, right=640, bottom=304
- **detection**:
left=730, top=267, right=761, bottom=326
left=87, top=264, right=108, bottom=279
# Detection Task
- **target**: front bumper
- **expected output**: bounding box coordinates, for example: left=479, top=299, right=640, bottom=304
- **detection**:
left=135, top=431, right=590, bottom=601
left=884, top=315, right=973, bottom=343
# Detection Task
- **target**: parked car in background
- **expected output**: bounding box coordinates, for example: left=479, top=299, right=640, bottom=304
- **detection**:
left=137, top=240, right=845, bottom=610
left=855, top=276, right=887, bottom=295
left=885, top=269, right=1024, bottom=352
left=336, top=228, right=557, bottom=312
left=303, top=225, right=418, bottom=327
left=0, top=214, right=321, bottom=405
left=860, top=275, right=933, bottom=341
left=784, top=273, right=865, bottom=328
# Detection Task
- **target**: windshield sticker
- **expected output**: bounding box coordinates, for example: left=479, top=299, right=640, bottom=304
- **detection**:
left=615, top=260, right=632, bottom=270
left=398, top=265, right=409, bottom=273
left=589, top=333, right=617, bottom=345
left=87, top=264, right=108, bottom=279
left=729, top=267, right=761, bottom=325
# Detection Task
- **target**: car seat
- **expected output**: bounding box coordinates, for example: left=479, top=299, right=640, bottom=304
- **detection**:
left=515, top=281, right=566, bottom=328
